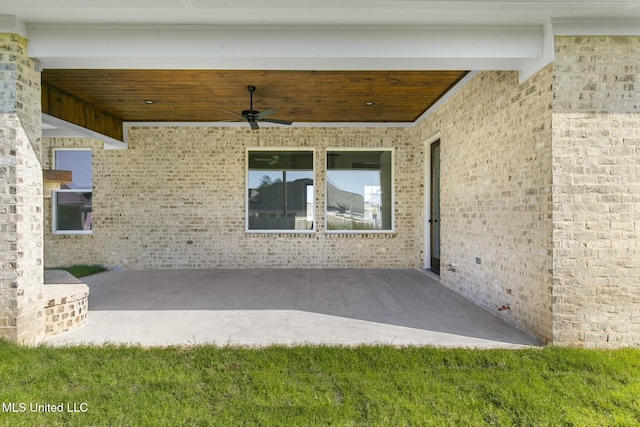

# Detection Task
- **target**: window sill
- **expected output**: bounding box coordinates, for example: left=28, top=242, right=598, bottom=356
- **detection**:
left=324, top=230, right=395, bottom=234
left=52, top=231, right=93, bottom=236
left=246, top=230, right=316, bottom=235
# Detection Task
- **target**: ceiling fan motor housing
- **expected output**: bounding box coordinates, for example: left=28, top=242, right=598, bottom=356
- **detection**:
left=242, top=109, right=260, bottom=121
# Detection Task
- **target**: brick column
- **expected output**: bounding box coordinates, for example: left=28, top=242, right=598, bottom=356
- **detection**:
left=552, top=36, right=640, bottom=347
left=0, top=33, right=44, bottom=344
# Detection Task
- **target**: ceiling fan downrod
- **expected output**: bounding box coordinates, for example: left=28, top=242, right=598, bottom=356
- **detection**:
left=247, top=85, right=256, bottom=110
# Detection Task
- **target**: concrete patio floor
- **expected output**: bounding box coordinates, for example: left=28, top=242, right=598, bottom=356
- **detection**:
left=46, top=268, right=539, bottom=348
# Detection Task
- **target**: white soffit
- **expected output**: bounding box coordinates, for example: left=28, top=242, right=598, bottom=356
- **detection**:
left=3, top=1, right=640, bottom=26
left=42, top=114, right=127, bottom=150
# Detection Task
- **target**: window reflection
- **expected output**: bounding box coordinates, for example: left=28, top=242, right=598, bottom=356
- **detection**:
left=247, top=150, right=314, bottom=231
left=53, top=149, right=93, bottom=233
left=54, top=192, right=92, bottom=231
left=326, top=150, right=393, bottom=231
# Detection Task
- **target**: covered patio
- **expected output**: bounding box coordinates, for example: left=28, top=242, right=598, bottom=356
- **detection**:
left=46, top=269, right=537, bottom=348
left=3, top=3, right=639, bottom=349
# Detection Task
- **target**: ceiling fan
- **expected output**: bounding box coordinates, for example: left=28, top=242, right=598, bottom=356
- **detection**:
left=219, top=86, right=293, bottom=130
left=255, top=154, right=282, bottom=165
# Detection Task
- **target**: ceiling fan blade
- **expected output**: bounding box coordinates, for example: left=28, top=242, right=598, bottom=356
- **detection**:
left=249, top=121, right=260, bottom=130
left=216, top=108, right=244, bottom=118
left=255, top=108, right=277, bottom=119
left=260, top=118, right=293, bottom=126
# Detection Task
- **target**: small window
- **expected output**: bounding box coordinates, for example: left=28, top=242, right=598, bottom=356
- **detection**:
left=246, top=149, right=315, bottom=232
left=326, top=149, right=393, bottom=232
left=52, top=149, right=92, bottom=234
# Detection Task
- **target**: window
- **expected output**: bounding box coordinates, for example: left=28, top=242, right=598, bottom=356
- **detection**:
left=246, top=149, right=315, bottom=232
left=52, top=149, right=92, bottom=234
left=326, top=149, right=393, bottom=232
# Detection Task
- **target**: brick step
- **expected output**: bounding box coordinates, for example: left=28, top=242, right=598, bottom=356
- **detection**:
left=43, top=270, right=89, bottom=337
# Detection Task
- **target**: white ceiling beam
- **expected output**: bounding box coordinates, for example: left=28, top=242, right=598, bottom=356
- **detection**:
left=518, top=20, right=554, bottom=83
left=27, top=24, right=543, bottom=73
left=552, top=18, right=640, bottom=36
left=0, top=16, right=28, bottom=38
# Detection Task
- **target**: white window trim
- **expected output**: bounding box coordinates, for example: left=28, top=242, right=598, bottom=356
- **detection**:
left=324, top=147, right=395, bottom=234
left=52, top=148, right=93, bottom=235
left=245, top=147, right=316, bottom=234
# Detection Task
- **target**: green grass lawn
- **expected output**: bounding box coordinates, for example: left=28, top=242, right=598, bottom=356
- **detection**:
left=0, top=343, right=638, bottom=426
left=45, top=265, right=107, bottom=279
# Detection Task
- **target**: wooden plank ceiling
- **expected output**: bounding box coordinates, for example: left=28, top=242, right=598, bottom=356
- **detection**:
left=42, top=69, right=468, bottom=125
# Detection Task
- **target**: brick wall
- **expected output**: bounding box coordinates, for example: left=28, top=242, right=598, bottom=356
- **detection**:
left=418, top=68, right=554, bottom=343
left=44, top=127, right=423, bottom=269
left=0, top=34, right=44, bottom=344
left=552, top=36, right=640, bottom=347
